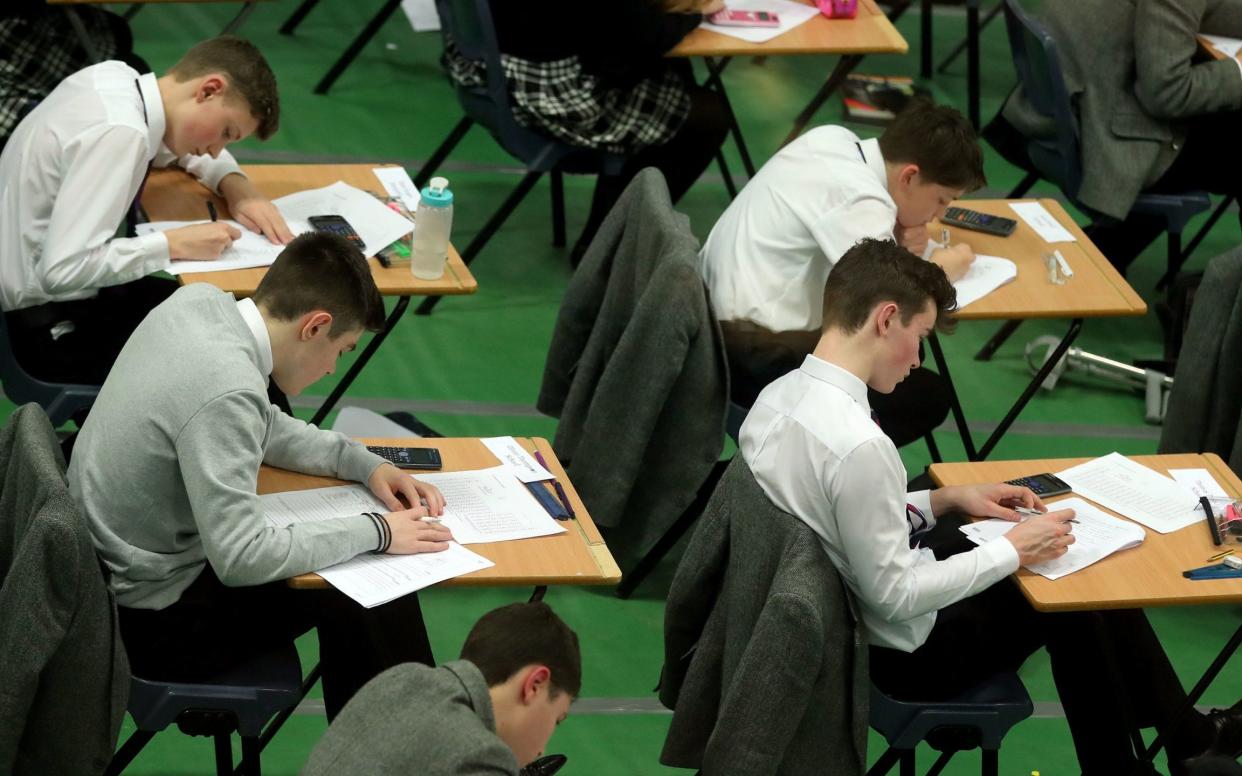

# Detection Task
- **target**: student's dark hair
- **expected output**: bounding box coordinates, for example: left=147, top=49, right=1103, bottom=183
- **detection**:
left=821, top=237, right=958, bottom=335
left=878, top=98, right=985, bottom=191
left=167, top=36, right=280, bottom=140
left=461, top=602, right=582, bottom=698
left=252, top=232, right=385, bottom=335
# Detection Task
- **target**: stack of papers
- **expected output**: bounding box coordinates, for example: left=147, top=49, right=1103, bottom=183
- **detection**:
left=140, top=181, right=414, bottom=274
left=1055, top=452, right=1201, bottom=534
left=699, top=0, right=820, bottom=44
left=959, top=497, right=1145, bottom=580
left=953, top=254, right=1017, bottom=308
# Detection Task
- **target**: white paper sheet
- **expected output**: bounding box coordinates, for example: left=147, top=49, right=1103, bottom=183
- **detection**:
left=413, top=466, right=567, bottom=544
left=952, top=254, right=1017, bottom=308
left=1201, top=34, right=1242, bottom=58
left=699, top=0, right=820, bottom=43
left=372, top=166, right=422, bottom=211
left=401, top=0, right=440, bottom=31
left=959, top=497, right=1145, bottom=580
left=1056, top=452, right=1201, bottom=534
left=1009, top=201, right=1077, bottom=243
left=481, top=436, right=553, bottom=483
left=139, top=218, right=314, bottom=275
left=258, top=486, right=493, bottom=608
left=1169, top=468, right=1231, bottom=500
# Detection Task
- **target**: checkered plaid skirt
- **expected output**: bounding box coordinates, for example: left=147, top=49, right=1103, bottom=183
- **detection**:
left=444, top=42, right=691, bottom=156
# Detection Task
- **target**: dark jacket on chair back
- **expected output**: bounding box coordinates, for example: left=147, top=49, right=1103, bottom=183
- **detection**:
left=659, top=456, right=868, bottom=775
left=0, top=404, right=129, bottom=775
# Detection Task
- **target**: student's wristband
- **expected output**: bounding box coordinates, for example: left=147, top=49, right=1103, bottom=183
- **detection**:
left=365, top=512, right=391, bottom=553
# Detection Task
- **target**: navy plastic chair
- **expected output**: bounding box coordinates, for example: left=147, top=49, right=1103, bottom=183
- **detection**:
left=0, top=313, right=98, bottom=427
left=413, top=0, right=626, bottom=316
left=867, top=673, right=1033, bottom=776
left=978, top=0, right=1214, bottom=360
left=106, top=644, right=312, bottom=776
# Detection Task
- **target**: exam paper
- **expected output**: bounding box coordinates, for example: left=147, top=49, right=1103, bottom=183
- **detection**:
left=1169, top=469, right=1231, bottom=500
left=1009, top=201, right=1076, bottom=243
left=258, top=486, right=493, bottom=608
left=1056, top=452, right=1200, bottom=534
left=414, top=466, right=567, bottom=544
left=959, top=497, right=1145, bottom=580
left=1201, top=34, right=1242, bottom=58
left=139, top=218, right=313, bottom=275
left=482, top=436, right=553, bottom=483
left=953, top=254, right=1017, bottom=308
left=699, top=0, right=819, bottom=44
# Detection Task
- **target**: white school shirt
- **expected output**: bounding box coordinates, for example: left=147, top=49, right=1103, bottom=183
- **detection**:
left=0, top=62, right=245, bottom=311
left=699, top=125, right=899, bottom=334
left=739, top=355, right=1019, bottom=652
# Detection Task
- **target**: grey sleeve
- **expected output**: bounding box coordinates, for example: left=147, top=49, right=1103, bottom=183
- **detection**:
left=176, top=390, right=381, bottom=587
left=262, top=403, right=388, bottom=484
left=1134, top=0, right=1242, bottom=118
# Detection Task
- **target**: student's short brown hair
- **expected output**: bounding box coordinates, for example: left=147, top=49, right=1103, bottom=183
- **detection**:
left=461, top=602, right=582, bottom=699
left=821, top=238, right=958, bottom=335
left=252, top=232, right=385, bottom=335
left=878, top=98, right=985, bottom=191
left=167, top=36, right=280, bottom=140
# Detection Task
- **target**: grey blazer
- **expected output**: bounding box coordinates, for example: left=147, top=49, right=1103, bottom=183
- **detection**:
left=1003, top=0, right=1242, bottom=220
left=659, top=457, right=869, bottom=776
left=0, top=404, right=130, bottom=776
left=537, top=167, right=728, bottom=570
left=1159, top=248, right=1242, bottom=474
left=301, top=660, right=519, bottom=776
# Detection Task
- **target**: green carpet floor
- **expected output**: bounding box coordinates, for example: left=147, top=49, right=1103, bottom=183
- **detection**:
left=24, top=2, right=1242, bottom=773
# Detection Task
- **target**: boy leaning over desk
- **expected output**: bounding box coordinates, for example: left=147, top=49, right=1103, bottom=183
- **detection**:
left=737, top=237, right=1242, bottom=775
left=69, top=231, right=452, bottom=719
left=0, top=36, right=292, bottom=387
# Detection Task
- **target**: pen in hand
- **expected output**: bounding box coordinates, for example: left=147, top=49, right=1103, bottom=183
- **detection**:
left=206, top=201, right=218, bottom=222
left=940, top=227, right=950, bottom=248
left=1014, top=505, right=1079, bottom=524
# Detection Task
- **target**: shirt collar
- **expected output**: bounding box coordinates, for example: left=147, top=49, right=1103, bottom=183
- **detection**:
left=136, top=71, right=166, bottom=161
left=799, top=354, right=871, bottom=413
left=235, top=297, right=274, bottom=377
left=857, top=137, right=888, bottom=192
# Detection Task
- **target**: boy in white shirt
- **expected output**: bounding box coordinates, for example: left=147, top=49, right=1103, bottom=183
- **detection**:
left=700, top=100, right=979, bottom=447
left=740, top=237, right=1242, bottom=774
left=0, top=35, right=291, bottom=386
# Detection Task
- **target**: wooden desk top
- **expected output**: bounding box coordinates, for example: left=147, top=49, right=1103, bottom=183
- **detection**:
left=938, top=198, right=1147, bottom=321
left=929, top=453, right=1242, bottom=611
left=142, top=164, right=476, bottom=298
left=668, top=0, right=908, bottom=58
left=264, top=437, right=622, bottom=590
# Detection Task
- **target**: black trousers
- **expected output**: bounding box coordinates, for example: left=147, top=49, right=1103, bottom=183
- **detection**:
left=719, top=321, right=950, bottom=448
left=118, top=564, right=435, bottom=720
left=6, top=276, right=178, bottom=386
left=871, top=534, right=1211, bottom=774
left=571, top=83, right=730, bottom=263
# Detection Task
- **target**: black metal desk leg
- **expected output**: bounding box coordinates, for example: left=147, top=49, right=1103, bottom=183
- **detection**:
left=309, top=296, right=409, bottom=427
left=975, top=318, right=1081, bottom=461
left=313, top=0, right=404, bottom=95
left=221, top=2, right=258, bottom=36
left=280, top=0, right=320, bottom=35
left=704, top=57, right=756, bottom=179
left=66, top=8, right=102, bottom=64
left=967, top=0, right=981, bottom=129
left=782, top=54, right=864, bottom=147
left=920, top=0, right=934, bottom=78
left=927, top=332, right=979, bottom=461
left=528, top=586, right=547, bottom=602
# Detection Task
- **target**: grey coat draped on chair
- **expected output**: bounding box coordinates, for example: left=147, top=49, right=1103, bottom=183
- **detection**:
left=659, top=456, right=869, bottom=776
left=1160, top=248, right=1242, bottom=475
left=0, top=404, right=129, bottom=775
left=537, top=167, right=728, bottom=569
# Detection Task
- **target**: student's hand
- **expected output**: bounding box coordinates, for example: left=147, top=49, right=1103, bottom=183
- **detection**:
left=894, top=223, right=930, bottom=256
left=368, top=462, right=446, bottom=516
left=219, top=174, right=295, bottom=245
left=933, top=483, right=1046, bottom=522
left=165, top=222, right=242, bottom=260
left=1003, top=509, right=1076, bottom=566
left=701, top=0, right=726, bottom=14
left=930, top=243, right=975, bottom=282
left=381, top=507, right=454, bottom=554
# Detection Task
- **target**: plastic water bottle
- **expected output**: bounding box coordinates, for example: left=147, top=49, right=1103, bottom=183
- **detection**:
left=410, top=176, right=453, bottom=280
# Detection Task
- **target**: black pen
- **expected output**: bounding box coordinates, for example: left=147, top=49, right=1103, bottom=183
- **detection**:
left=206, top=201, right=218, bottom=222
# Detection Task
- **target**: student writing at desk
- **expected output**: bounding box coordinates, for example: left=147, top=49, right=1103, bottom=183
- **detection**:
left=739, top=238, right=1242, bottom=775
left=0, top=36, right=292, bottom=387
left=69, top=232, right=451, bottom=719
left=698, top=101, right=977, bottom=447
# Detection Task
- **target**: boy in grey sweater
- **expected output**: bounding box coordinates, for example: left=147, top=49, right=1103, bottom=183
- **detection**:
left=68, top=231, right=453, bottom=717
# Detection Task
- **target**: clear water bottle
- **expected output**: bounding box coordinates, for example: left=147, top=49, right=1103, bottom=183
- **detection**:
left=410, top=176, right=453, bottom=280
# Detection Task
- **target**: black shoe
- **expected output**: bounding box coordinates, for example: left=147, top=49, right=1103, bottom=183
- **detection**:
left=520, top=754, right=567, bottom=776
left=1203, top=700, right=1242, bottom=759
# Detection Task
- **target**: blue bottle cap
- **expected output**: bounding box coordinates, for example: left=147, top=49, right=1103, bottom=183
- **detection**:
left=421, top=176, right=453, bottom=208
